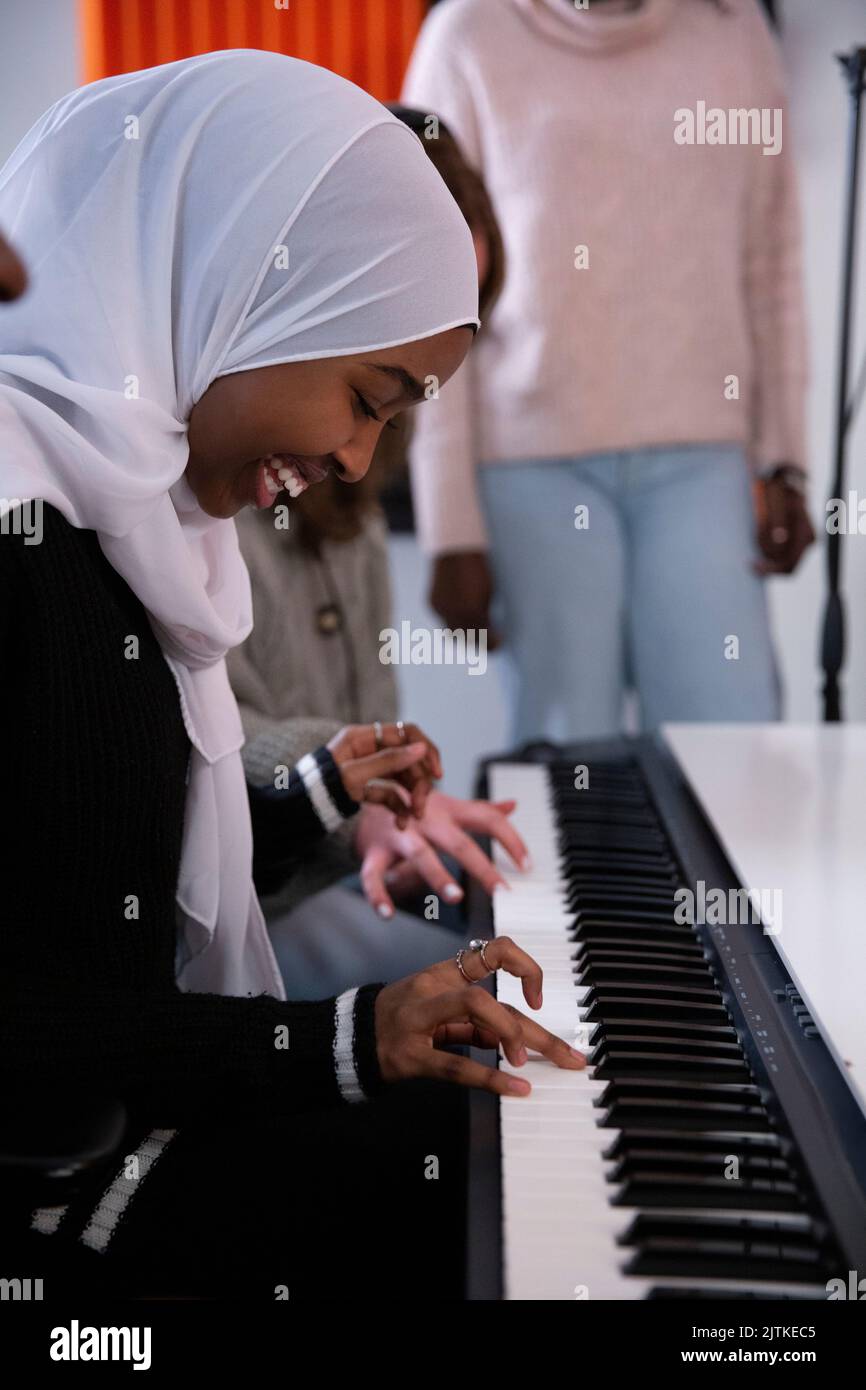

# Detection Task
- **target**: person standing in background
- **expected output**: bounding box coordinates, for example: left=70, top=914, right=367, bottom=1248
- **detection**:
left=404, top=0, right=815, bottom=744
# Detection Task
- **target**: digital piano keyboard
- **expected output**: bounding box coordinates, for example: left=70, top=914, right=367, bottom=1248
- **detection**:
left=465, top=734, right=866, bottom=1301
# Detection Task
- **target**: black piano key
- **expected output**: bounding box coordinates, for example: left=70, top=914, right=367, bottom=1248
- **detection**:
left=561, top=853, right=677, bottom=874
left=590, top=1038, right=748, bottom=1068
left=560, top=823, right=667, bottom=843
left=648, top=1288, right=824, bottom=1299
left=577, top=949, right=713, bottom=970
left=572, top=907, right=690, bottom=928
left=582, top=983, right=725, bottom=1005
left=575, top=962, right=715, bottom=987
left=562, top=873, right=678, bottom=893
left=566, top=889, right=681, bottom=909
left=624, top=1247, right=825, bottom=1283
left=611, top=1173, right=802, bottom=1212
left=594, top=1079, right=763, bottom=1105
left=590, top=1032, right=744, bottom=1057
left=581, top=995, right=731, bottom=1024
left=609, top=1145, right=793, bottom=1174
left=590, top=1041, right=747, bottom=1064
left=574, top=939, right=706, bottom=958
left=572, top=925, right=698, bottom=946
left=591, top=1050, right=750, bottom=1082
left=588, top=1021, right=741, bottom=1047
left=618, top=1214, right=829, bottom=1283
left=574, top=945, right=708, bottom=966
left=603, top=1129, right=787, bottom=1159
left=591, top=1026, right=743, bottom=1052
left=597, top=1097, right=773, bottom=1132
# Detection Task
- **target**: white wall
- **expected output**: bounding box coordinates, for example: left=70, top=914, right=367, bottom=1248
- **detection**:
left=0, top=0, right=78, bottom=162
left=1, top=0, right=864, bottom=798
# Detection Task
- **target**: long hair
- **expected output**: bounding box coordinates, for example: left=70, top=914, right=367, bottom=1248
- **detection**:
left=386, top=105, right=505, bottom=322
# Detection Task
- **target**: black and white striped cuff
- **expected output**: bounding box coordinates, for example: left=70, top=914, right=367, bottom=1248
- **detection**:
left=297, top=747, right=359, bottom=834
left=31, top=1127, right=178, bottom=1255
left=333, top=984, right=385, bottom=1104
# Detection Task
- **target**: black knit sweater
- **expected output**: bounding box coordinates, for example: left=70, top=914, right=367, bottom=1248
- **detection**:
left=0, top=504, right=384, bottom=1132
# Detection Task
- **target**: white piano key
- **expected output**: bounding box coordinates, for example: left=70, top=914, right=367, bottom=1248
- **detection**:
left=487, top=762, right=649, bottom=1301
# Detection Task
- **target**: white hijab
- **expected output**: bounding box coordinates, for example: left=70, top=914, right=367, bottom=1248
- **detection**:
left=0, top=50, right=479, bottom=999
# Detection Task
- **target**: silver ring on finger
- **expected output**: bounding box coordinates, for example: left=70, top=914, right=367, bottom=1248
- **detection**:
left=468, top=937, right=495, bottom=976
left=373, top=720, right=384, bottom=751
left=456, top=938, right=494, bottom=984
left=456, top=948, right=477, bottom=984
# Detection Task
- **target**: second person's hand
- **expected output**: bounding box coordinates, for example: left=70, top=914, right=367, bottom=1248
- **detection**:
left=354, top=791, right=530, bottom=918
left=327, top=721, right=443, bottom=828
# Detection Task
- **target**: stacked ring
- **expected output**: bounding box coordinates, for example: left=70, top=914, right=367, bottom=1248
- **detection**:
left=456, top=938, right=495, bottom=984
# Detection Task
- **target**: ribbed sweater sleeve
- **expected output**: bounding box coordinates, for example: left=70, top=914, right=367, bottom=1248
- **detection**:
left=408, top=354, right=487, bottom=556
left=402, top=8, right=488, bottom=556
left=248, top=745, right=360, bottom=894
left=0, top=975, right=385, bottom=1129
left=238, top=706, right=344, bottom=782
left=238, top=705, right=361, bottom=897
left=742, top=1, right=809, bottom=474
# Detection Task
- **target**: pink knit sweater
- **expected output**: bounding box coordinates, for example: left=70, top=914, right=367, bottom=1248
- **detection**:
left=402, top=0, right=808, bottom=555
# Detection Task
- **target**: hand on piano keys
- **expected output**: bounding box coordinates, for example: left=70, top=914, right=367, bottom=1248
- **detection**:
left=373, top=936, right=587, bottom=1095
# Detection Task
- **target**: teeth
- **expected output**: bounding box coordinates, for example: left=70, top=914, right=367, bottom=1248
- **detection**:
left=277, top=461, right=307, bottom=499
left=262, top=467, right=280, bottom=497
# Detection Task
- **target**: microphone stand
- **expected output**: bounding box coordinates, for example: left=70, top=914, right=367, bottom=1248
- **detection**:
left=821, top=47, right=866, bottom=721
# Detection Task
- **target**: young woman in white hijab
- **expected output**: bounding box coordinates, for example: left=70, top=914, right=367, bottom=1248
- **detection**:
left=0, top=51, right=583, bottom=1297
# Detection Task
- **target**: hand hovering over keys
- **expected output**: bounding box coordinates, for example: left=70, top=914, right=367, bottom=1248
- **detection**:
left=354, top=792, right=529, bottom=918
left=374, top=936, right=586, bottom=1097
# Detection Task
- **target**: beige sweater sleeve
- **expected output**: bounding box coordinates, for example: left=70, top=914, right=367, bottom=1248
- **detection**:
left=407, top=354, right=488, bottom=556
left=239, top=705, right=361, bottom=906
left=742, top=1, right=809, bottom=475
left=402, top=9, right=489, bottom=556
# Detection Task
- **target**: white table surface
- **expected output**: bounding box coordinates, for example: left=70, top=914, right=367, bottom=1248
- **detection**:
left=663, top=723, right=866, bottom=1115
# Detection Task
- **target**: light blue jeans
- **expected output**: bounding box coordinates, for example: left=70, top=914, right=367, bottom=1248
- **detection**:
left=479, top=444, right=781, bottom=744
left=263, top=882, right=465, bottom=1001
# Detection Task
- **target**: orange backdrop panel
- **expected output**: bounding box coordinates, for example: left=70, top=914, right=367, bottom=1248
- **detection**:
left=79, top=0, right=428, bottom=102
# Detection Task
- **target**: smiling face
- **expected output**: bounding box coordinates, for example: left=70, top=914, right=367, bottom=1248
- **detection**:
left=185, top=326, right=473, bottom=519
